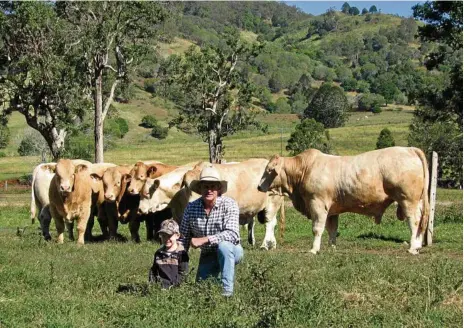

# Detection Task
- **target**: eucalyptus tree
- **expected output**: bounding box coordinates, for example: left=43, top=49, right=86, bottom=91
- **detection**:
left=168, top=28, right=264, bottom=163
left=0, top=2, right=89, bottom=160
left=56, top=1, right=169, bottom=162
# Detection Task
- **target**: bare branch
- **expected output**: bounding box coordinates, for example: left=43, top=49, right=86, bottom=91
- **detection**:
left=102, top=79, right=120, bottom=121
left=104, top=64, right=118, bottom=73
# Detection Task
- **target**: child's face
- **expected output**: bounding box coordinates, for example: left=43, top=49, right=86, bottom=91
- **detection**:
left=160, top=232, right=179, bottom=248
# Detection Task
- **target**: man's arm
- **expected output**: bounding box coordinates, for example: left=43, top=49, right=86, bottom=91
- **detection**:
left=208, top=198, right=240, bottom=245
left=179, top=204, right=192, bottom=251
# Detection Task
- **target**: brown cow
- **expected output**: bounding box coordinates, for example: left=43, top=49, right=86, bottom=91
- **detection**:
left=126, top=161, right=179, bottom=196
left=93, top=163, right=174, bottom=242
left=258, top=147, right=430, bottom=255
left=49, top=159, right=95, bottom=244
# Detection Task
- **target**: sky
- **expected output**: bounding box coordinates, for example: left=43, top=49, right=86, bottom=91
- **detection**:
left=283, top=1, right=423, bottom=17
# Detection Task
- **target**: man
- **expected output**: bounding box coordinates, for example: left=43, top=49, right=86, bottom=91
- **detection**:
left=180, top=165, right=243, bottom=297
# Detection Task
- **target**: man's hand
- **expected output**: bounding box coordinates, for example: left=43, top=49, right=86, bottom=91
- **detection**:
left=191, top=237, right=209, bottom=249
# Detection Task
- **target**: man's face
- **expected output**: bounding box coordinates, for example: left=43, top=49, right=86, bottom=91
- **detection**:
left=201, top=182, right=221, bottom=202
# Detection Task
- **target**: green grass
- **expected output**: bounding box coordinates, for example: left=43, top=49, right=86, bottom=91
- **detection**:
left=0, top=188, right=461, bottom=327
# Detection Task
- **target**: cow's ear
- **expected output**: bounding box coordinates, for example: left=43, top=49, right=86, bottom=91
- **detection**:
left=75, top=164, right=89, bottom=173
left=90, top=173, right=102, bottom=181
left=147, top=166, right=158, bottom=178
left=173, top=182, right=181, bottom=192
left=44, top=164, right=56, bottom=173
left=153, top=179, right=160, bottom=189
left=134, top=161, right=144, bottom=168
left=122, top=174, right=131, bottom=183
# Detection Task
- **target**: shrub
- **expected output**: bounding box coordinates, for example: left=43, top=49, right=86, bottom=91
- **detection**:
left=274, top=98, right=291, bottom=113
left=0, top=151, right=6, bottom=158
left=144, top=78, right=157, bottom=93
left=62, top=140, right=93, bottom=161
left=104, top=117, right=129, bottom=139
left=286, top=118, right=332, bottom=155
left=0, top=125, right=10, bottom=149
left=372, top=105, right=382, bottom=114
left=341, top=78, right=357, bottom=91
left=376, top=128, right=395, bottom=149
left=358, top=93, right=385, bottom=111
left=356, top=80, right=370, bottom=93
left=140, top=115, right=158, bottom=128
left=17, top=131, right=49, bottom=157
left=303, top=83, right=349, bottom=128
left=151, top=125, right=169, bottom=140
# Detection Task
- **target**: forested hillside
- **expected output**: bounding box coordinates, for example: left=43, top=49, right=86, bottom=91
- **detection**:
left=0, top=1, right=462, bottom=186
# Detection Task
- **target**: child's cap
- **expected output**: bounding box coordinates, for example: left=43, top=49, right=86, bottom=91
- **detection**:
left=158, top=219, right=179, bottom=235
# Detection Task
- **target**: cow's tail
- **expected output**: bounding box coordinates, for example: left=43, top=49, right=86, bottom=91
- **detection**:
left=279, top=199, right=286, bottom=242
left=415, top=148, right=430, bottom=236
left=30, top=169, right=37, bottom=224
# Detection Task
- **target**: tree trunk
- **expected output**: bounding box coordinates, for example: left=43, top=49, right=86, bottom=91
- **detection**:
left=208, top=129, right=223, bottom=163
left=208, top=129, right=217, bottom=163
left=43, top=127, right=67, bottom=161
left=94, top=72, right=104, bottom=163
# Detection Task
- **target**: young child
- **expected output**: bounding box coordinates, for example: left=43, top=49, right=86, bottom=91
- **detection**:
left=148, top=219, right=189, bottom=289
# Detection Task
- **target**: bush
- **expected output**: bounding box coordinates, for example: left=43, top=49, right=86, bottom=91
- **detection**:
left=286, top=118, right=332, bottom=155
left=356, top=80, right=371, bottom=93
left=151, top=125, right=169, bottom=140
left=372, top=105, right=382, bottom=114
left=376, top=128, right=395, bottom=149
left=341, top=78, right=357, bottom=91
left=62, top=139, right=93, bottom=161
left=17, top=131, right=49, bottom=157
left=303, top=83, right=349, bottom=128
left=0, top=151, right=6, bottom=158
left=358, top=93, right=385, bottom=111
left=104, top=117, right=129, bottom=139
left=0, top=125, right=10, bottom=149
left=274, top=98, right=291, bottom=113
left=140, top=115, right=159, bottom=128
left=144, top=78, right=157, bottom=93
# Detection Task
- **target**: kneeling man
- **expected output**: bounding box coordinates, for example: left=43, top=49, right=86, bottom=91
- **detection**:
left=180, top=165, right=243, bottom=297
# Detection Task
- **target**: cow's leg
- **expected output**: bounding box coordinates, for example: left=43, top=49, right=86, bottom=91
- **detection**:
left=399, top=200, right=423, bottom=255
left=129, top=219, right=141, bottom=243
left=326, top=215, right=339, bottom=248
left=84, top=216, right=94, bottom=242
left=247, top=218, right=255, bottom=246
left=54, top=217, right=65, bottom=244
left=145, top=215, right=154, bottom=241
left=97, top=204, right=109, bottom=240
left=66, top=221, right=75, bottom=241
left=40, top=206, right=52, bottom=241
left=77, top=208, right=92, bottom=245
left=309, top=201, right=328, bottom=254
left=260, top=216, right=277, bottom=250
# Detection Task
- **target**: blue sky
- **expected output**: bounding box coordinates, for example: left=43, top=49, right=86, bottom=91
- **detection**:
left=283, top=1, right=423, bottom=17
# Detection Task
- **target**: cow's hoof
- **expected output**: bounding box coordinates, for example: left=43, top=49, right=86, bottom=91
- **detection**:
left=260, top=245, right=269, bottom=251
left=330, top=244, right=336, bottom=250
left=309, top=248, right=318, bottom=255
left=408, top=248, right=419, bottom=255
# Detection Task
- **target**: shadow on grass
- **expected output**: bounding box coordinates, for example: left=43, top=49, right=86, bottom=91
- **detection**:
left=86, top=233, right=128, bottom=243
left=357, top=232, right=405, bottom=244
left=116, top=282, right=151, bottom=296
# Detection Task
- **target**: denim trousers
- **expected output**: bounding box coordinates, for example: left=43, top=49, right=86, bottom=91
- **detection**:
left=196, top=241, right=244, bottom=294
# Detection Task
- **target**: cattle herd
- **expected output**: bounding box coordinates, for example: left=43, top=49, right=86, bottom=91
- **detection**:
left=30, top=146, right=430, bottom=255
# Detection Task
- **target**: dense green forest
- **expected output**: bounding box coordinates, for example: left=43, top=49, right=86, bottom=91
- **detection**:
left=0, top=1, right=462, bottom=186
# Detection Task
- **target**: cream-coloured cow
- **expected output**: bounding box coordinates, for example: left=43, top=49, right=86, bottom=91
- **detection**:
left=258, top=147, right=430, bottom=255
left=30, top=160, right=92, bottom=240
left=140, top=159, right=285, bottom=250
left=49, top=159, right=95, bottom=244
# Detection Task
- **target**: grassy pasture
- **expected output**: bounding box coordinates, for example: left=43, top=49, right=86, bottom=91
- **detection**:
left=0, top=87, right=461, bottom=326
left=0, top=187, right=462, bottom=327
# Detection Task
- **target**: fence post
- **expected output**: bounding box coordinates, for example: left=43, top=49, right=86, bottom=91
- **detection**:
left=426, top=151, right=438, bottom=246
left=4, top=181, right=7, bottom=192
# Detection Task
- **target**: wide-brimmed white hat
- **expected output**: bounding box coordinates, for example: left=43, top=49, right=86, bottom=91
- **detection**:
left=189, top=165, right=227, bottom=195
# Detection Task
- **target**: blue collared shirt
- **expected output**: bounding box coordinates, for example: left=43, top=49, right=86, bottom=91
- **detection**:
left=180, top=196, right=240, bottom=252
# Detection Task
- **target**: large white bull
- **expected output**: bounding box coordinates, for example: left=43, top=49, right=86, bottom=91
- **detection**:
left=258, top=147, right=430, bottom=255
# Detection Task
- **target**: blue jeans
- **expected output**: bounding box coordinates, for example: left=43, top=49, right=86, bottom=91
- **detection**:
left=196, top=241, right=244, bottom=294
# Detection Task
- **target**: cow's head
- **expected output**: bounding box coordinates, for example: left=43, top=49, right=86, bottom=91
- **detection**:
left=139, top=175, right=182, bottom=214
left=258, top=155, right=283, bottom=194
left=181, top=167, right=201, bottom=191
left=127, top=162, right=148, bottom=195
left=55, top=159, right=87, bottom=196
left=94, top=167, right=130, bottom=203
